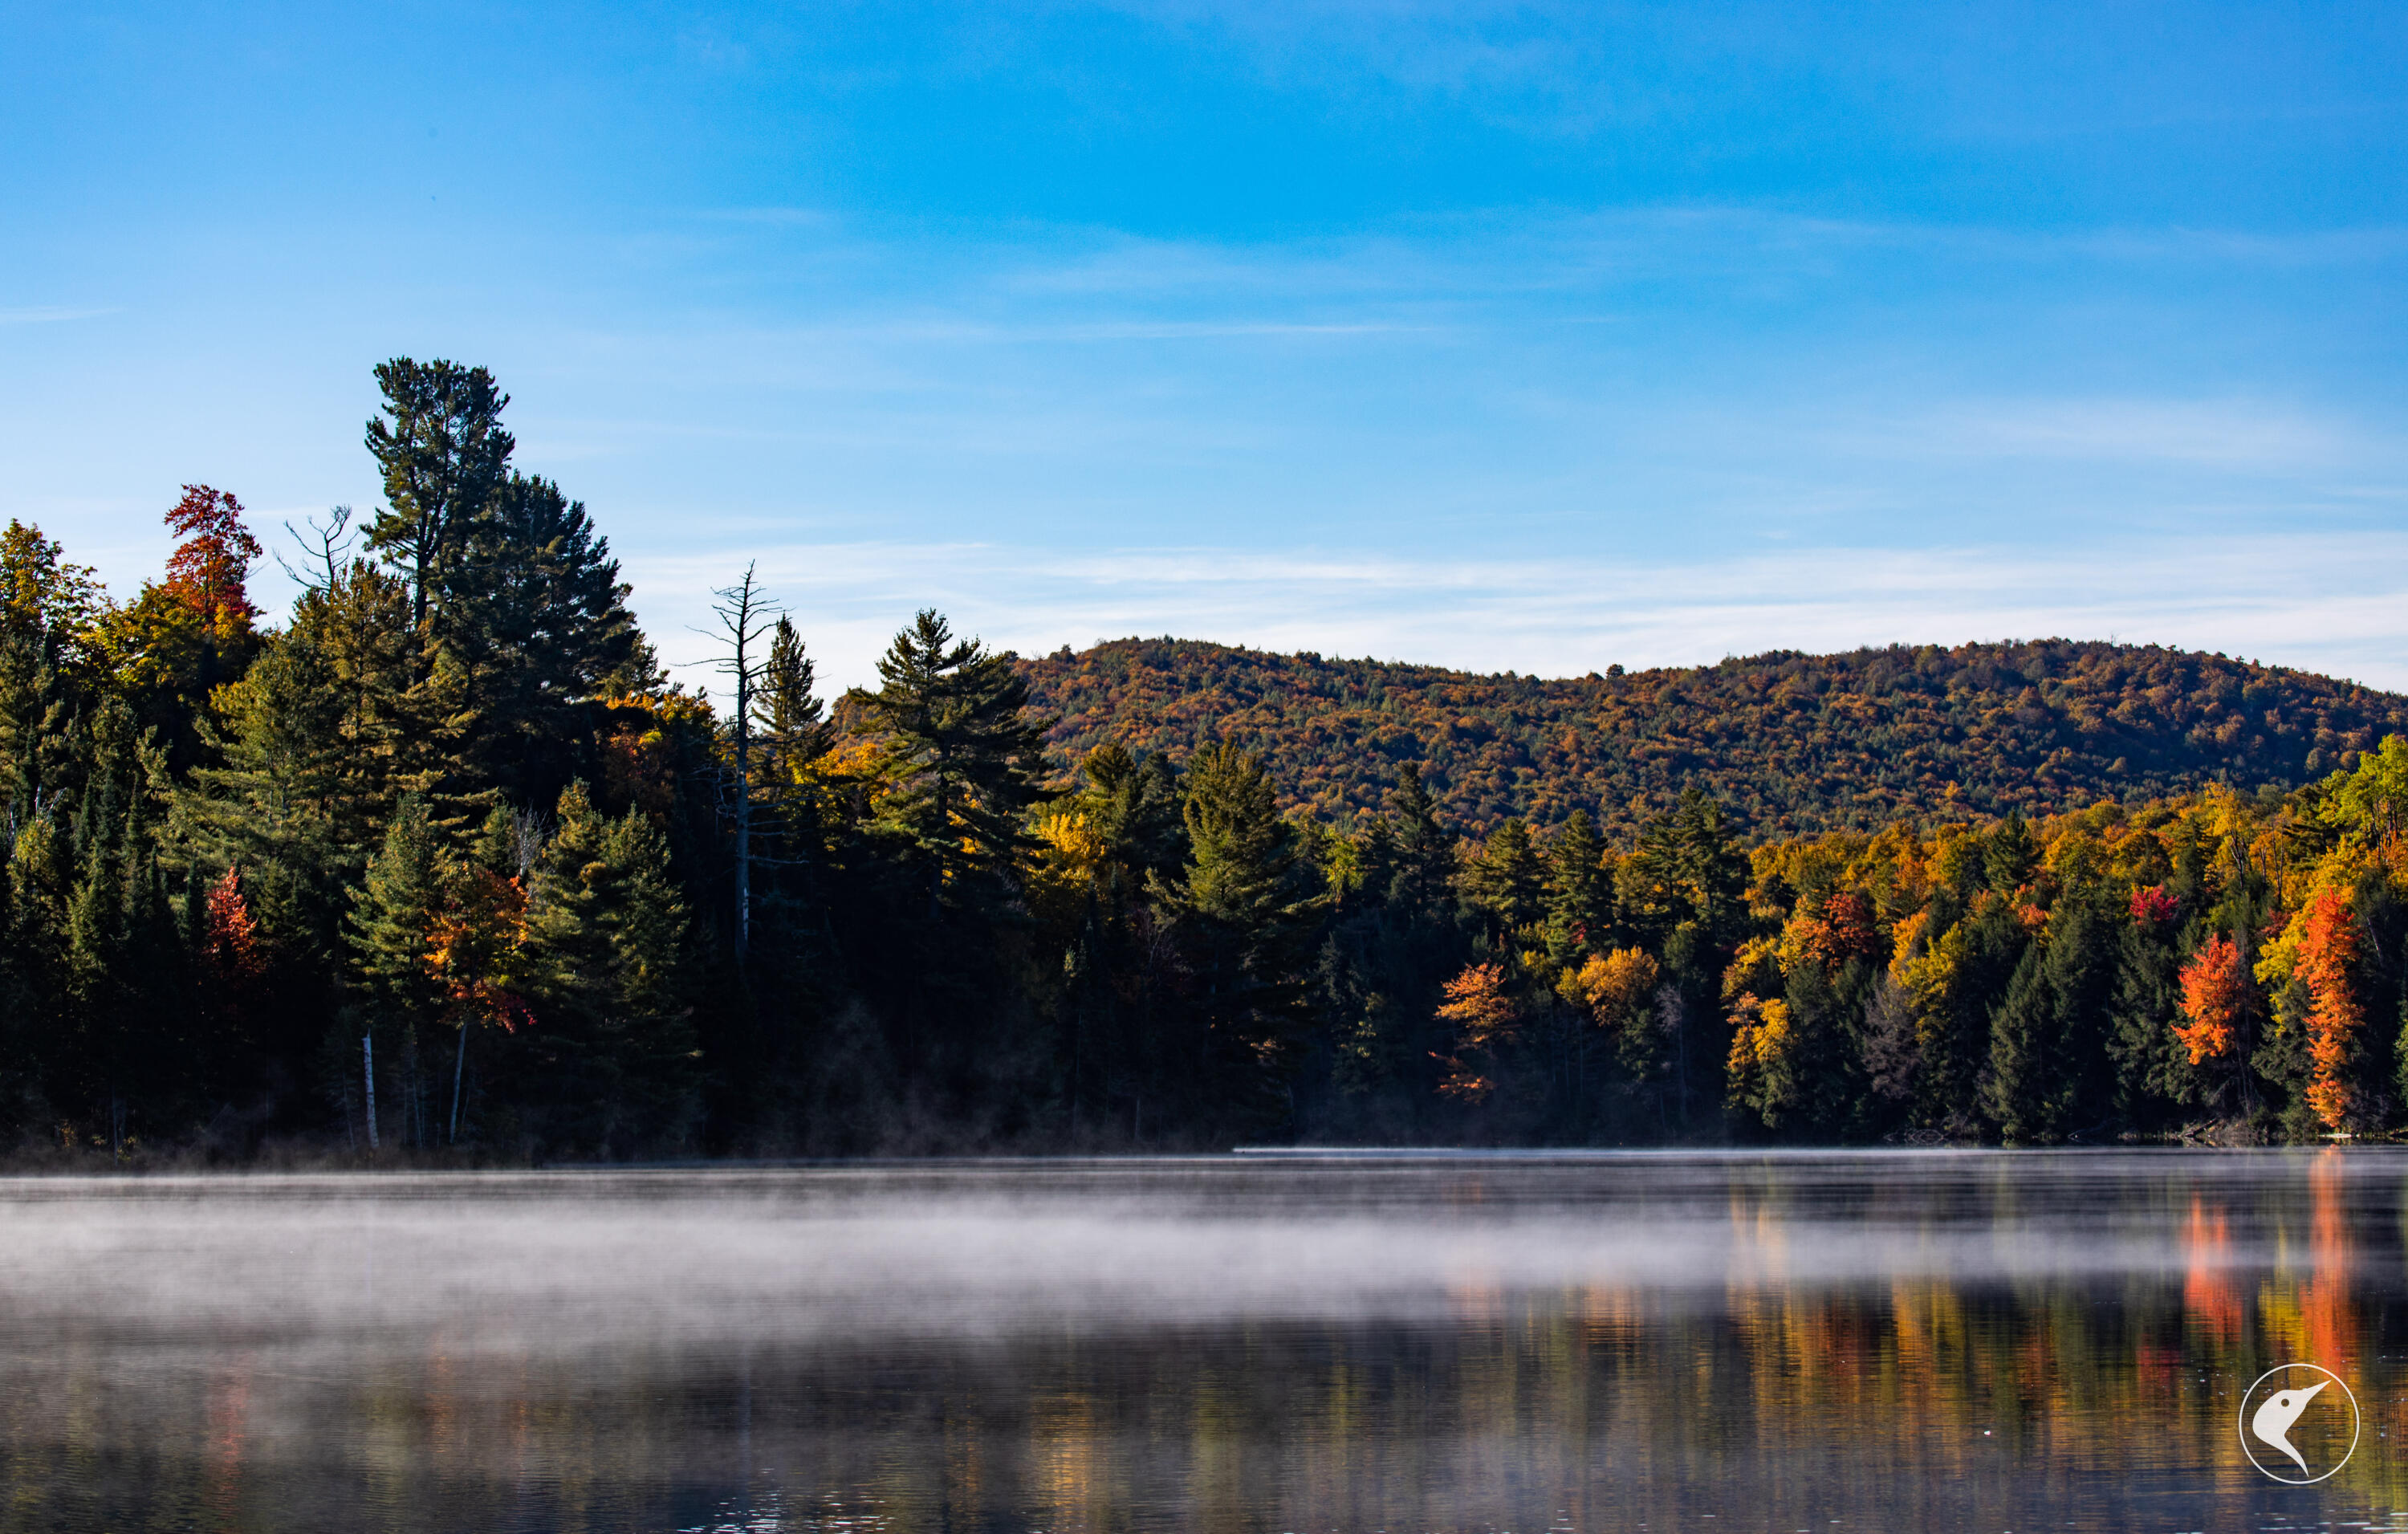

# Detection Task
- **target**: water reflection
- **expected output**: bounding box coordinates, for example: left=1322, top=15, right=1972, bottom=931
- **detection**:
left=2, top=1151, right=2406, bottom=1532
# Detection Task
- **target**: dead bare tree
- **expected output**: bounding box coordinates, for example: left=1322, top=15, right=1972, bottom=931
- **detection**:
left=702, top=564, right=780, bottom=964
left=275, top=504, right=359, bottom=592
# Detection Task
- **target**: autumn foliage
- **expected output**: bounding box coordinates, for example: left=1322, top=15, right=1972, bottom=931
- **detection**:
left=1435, top=962, right=1517, bottom=1101
left=1796, top=890, right=1880, bottom=968
left=2174, top=935, right=2247, bottom=1068
left=197, top=867, right=265, bottom=1019
left=26, top=354, right=2408, bottom=1162
left=1023, top=637, right=2408, bottom=839
left=2296, top=887, right=2364, bottom=1129
left=161, top=484, right=262, bottom=637
left=1724, top=995, right=1798, bottom=1124
left=1564, top=947, right=1660, bottom=1027
left=426, top=865, right=536, bottom=1035
left=2129, top=885, right=2179, bottom=926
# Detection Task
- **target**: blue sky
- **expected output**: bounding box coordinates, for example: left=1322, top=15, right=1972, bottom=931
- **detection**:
left=6, top=2, right=2406, bottom=690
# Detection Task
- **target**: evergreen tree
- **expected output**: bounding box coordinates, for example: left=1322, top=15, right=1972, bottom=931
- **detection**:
left=1080, top=743, right=1186, bottom=887
left=1777, top=958, right=1862, bottom=1137
left=349, top=795, right=446, bottom=1143
left=1308, top=766, right=1470, bottom=1129
left=848, top=610, right=1052, bottom=919
left=181, top=560, right=425, bottom=996
left=1984, top=809, right=2041, bottom=892
left=756, top=616, right=832, bottom=783
left=1983, top=896, right=2116, bottom=1141
left=364, top=359, right=514, bottom=633
left=1619, top=788, right=1748, bottom=1121
left=1541, top=810, right=1611, bottom=962
left=1384, top=763, right=1455, bottom=918
left=54, top=705, right=189, bottom=1154
left=521, top=783, right=696, bottom=1153
left=758, top=619, right=819, bottom=735
left=2, top=804, right=72, bottom=1139
left=436, top=472, right=644, bottom=806
left=1348, top=812, right=1397, bottom=910
left=1161, top=742, right=1324, bottom=1121
left=2106, top=888, right=2195, bottom=1125
left=1034, top=744, right=1188, bottom=1138
left=1462, top=818, right=1544, bottom=942
left=744, top=613, right=837, bottom=980
left=0, top=521, right=108, bottom=820
left=1619, top=788, right=1750, bottom=954
left=1982, top=942, right=2052, bottom=1141
left=1908, top=895, right=2026, bottom=1136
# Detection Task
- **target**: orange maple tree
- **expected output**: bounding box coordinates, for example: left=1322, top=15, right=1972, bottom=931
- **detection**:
left=2296, top=887, right=2363, bottom=1129
left=425, top=865, right=536, bottom=1035
left=1434, top=962, right=1516, bottom=1101
left=1797, top=889, right=1879, bottom=968
left=2174, top=934, right=2247, bottom=1066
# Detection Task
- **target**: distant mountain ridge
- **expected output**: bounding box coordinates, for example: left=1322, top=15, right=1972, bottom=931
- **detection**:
left=1017, top=637, right=2408, bottom=840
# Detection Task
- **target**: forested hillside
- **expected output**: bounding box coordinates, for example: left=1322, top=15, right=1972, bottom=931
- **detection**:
left=1022, top=639, right=2408, bottom=840
left=10, top=356, right=2408, bottom=1163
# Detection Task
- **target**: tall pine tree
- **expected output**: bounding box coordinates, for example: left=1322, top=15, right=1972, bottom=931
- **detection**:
left=364, top=360, right=514, bottom=635
left=848, top=609, right=1052, bottom=920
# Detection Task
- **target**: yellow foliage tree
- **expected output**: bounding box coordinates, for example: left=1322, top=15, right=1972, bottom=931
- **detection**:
left=1435, top=962, right=1517, bottom=1102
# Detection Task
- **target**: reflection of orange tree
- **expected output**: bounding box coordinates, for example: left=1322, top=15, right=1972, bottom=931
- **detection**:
left=3, top=1259, right=2400, bottom=1534
left=203, top=1354, right=251, bottom=1528
left=2257, top=1149, right=2358, bottom=1380
left=2181, top=1193, right=2243, bottom=1345
left=2239, top=1150, right=2408, bottom=1504
left=1035, top=1394, right=1108, bottom=1534
left=1713, top=1173, right=2292, bottom=1491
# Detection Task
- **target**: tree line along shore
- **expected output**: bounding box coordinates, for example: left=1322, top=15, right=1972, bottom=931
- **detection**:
left=6, top=359, right=2407, bottom=1162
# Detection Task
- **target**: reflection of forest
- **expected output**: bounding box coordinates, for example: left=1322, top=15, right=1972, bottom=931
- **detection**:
left=0, top=1155, right=2400, bottom=1533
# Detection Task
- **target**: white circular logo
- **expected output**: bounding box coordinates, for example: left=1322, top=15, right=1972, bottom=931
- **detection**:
left=2238, top=1364, right=2359, bottom=1484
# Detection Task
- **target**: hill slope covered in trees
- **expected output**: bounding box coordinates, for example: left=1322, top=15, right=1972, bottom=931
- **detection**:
left=1021, top=638, right=2408, bottom=840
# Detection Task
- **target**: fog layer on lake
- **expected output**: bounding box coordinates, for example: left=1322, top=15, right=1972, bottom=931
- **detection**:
left=3, top=1151, right=2403, bottom=1533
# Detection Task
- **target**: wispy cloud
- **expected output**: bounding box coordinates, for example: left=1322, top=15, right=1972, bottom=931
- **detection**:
left=0, top=305, right=116, bottom=324
left=1875, top=398, right=2357, bottom=470
left=624, top=533, right=2408, bottom=698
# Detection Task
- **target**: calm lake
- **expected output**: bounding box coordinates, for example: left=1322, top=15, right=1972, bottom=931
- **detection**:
left=1, top=1151, right=2402, bottom=1532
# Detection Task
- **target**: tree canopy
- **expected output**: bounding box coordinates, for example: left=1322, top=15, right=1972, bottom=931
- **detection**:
left=10, top=358, right=2408, bottom=1162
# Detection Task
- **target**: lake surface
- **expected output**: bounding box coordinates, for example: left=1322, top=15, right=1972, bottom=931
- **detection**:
left=2, top=1150, right=2404, bottom=1532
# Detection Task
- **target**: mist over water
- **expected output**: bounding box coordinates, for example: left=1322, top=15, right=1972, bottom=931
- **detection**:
left=2, top=1151, right=2403, bottom=1532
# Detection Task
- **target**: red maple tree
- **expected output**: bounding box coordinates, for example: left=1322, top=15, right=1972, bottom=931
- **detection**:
left=198, top=867, right=266, bottom=1024
left=2129, top=885, right=2180, bottom=926
left=2174, top=934, right=2246, bottom=1066
left=162, top=484, right=262, bottom=637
